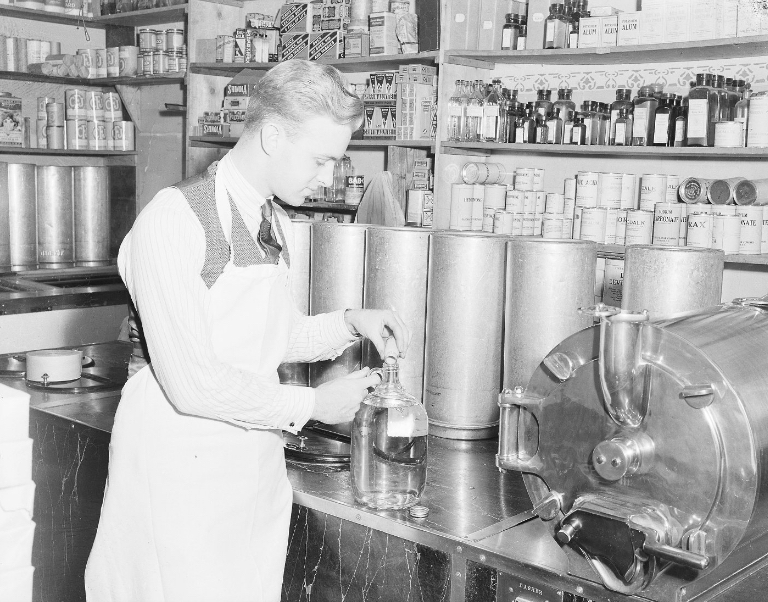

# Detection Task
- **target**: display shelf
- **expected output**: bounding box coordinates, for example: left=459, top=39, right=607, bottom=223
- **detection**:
left=0, top=70, right=185, bottom=86
left=92, top=4, right=188, bottom=26
left=0, top=147, right=136, bottom=156
left=597, top=243, right=768, bottom=266
left=0, top=5, right=99, bottom=27
left=444, top=35, right=768, bottom=68
left=441, top=142, right=768, bottom=159
left=189, top=51, right=439, bottom=76
left=189, top=136, right=434, bottom=150
left=279, top=200, right=359, bottom=213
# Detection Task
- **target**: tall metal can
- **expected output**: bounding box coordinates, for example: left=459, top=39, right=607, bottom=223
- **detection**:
left=6, top=163, right=37, bottom=270
left=36, top=166, right=74, bottom=268
left=0, top=164, right=11, bottom=269
left=73, top=166, right=111, bottom=266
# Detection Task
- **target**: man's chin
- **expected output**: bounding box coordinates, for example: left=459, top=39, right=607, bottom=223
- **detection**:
left=277, top=196, right=306, bottom=208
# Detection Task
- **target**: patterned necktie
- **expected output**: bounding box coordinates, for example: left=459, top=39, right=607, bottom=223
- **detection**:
left=258, top=199, right=282, bottom=264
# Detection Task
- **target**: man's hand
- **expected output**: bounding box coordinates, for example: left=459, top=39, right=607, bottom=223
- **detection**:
left=312, top=368, right=381, bottom=425
left=344, top=309, right=411, bottom=360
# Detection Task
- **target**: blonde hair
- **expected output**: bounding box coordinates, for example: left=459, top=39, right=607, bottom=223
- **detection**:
left=243, top=59, right=364, bottom=137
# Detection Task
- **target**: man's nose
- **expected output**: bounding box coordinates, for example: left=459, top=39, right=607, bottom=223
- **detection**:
left=316, top=160, right=335, bottom=187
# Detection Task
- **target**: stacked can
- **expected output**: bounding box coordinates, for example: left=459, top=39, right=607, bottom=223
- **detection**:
left=44, top=98, right=65, bottom=150
left=35, top=96, right=55, bottom=149
left=450, top=162, right=508, bottom=232
left=139, top=27, right=186, bottom=75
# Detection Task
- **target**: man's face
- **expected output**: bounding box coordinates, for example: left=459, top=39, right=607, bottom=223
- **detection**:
left=268, top=115, right=354, bottom=206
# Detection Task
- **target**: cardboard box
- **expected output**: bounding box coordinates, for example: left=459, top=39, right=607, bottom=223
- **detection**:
left=224, top=70, right=262, bottom=98
left=578, top=17, right=602, bottom=48
left=640, top=0, right=666, bottom=44
left=477, top=0, right=510, bottom=50
left=321, top=17, right=349, bottom=31
left=345, top=31, right=370, bottom=57
left=309, top=31, right=344, bottom=60
left=408, top=63, right=437, bottom=75
left=590, top=6, right=621, bottom=17
left=228, top=110, right=247, bottom=138
left=396, top=82, right=435, bottom=140
left=369, top=12, right=400, bottom=55
left=526, top=0, right=551, bottom=50
left=689, top=0, right=722, bottom=40
left=246, top=12, right=275, bottom=28
left=281, top=33, right=310, bottom=59
left=442, top=0, right=480, bottom=50
left=664, top=0, right=691, bottom=43
left=601, top=15, right=618, bottom=46
left=321, top=3, right=349, bottom=18
left=0, top=94, right=23, bottom=147
left=617, top=11, right=641, bottom=45
left=280, top=3, right=315, bottom=34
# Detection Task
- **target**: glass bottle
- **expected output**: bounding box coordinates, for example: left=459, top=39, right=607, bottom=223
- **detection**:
left=570, top=114, right=587, bottom=145
left=569, top=0, right=588, bottom=48
left=613, top=108, right=632, bottom=146
left=505, top=89, right=520, bottom=142
left=501, top=13, right=519, bottom=50
left=534, top=112, right=549, bottom=143
left=713, top=74, right=729, bottom=122
left=563, top=111, right=576, bottom=144
left=553, top=88, right=576, bottom=124
left=524, top=103, right=537, bottom=142
left=351, top=355, right=428, bottom=511
left=631, top=85, right=658, bottom=146
left=734, top=85, right=750, bottom=146
left=686, top=73, right=715, bottom=147
left=652, top=93, right=675, bottom=147
left=447, top=80, right=466, bottom=142
left=674, top=97, right=688, bottom=147
left=597, top=102, right=610, bottom=145
left=483, top=80, right=501, bottom=142
left=545, top=3, right=569, bottom=49
left=546, top=107, right=564, bottom=143
left=517, top=20, right=527, bottom=49
left=725, top=77, right=740, bottom=120
left=464, top=80, right=484, bottom=142
left=535, top=89, right=554, bottom=118
left=609, top=89, right=633, bottom=145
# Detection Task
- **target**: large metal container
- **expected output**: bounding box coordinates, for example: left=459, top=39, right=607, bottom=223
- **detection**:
left=503, top=238, right=597, bottom=391
left=622, top=246, right=724, bottom=319
left=278, top=220, right=312, bottom=387
left=309, top=222, right=367, bottom=387
left=6, top=163, right=37, bottom=271
left=0, top=164, right=11, bottom=270
left=423, top=232, right=507, bottom=440
left=362, top=227, right=430, bottom=402
left=73, top=166, right=110, bottom=266
left=36, top=166, right=73, bottom=268
left=499, top=299, right=768, bottom=599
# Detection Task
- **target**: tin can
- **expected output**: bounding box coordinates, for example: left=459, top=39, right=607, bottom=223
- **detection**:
left=737, top=205, right=763, bottom=254
left=639, top=174, right=668, bottom=211
left=166, top=28, right=185, bottom=50
left=522, top=214, right=536, bottom=236
left=65, top=119, right=88, bottom=149
left=65, top=88, right=86, bottom=119
left=77, top=48, right=97, bottom=78
left=484, top=184, right=507, bottom=211
left=486, top=162, right=507, bottom=185
left=575, top=171, right=600, bottom=208
left=103, top=91, right=123, bottom=121
left=686, top=213, right=713, bottom=249
left=514, top=167, right=534, bottom=191
left=36, top=119, right=48, bottom=148
left=119, top=46, right=139, bottom=77
left=107, top=47, right=120, bottom=77
left=138, top=28, right=156, bottom=51
left=450, top=184, right=475, bottom=231
left=713, top=204, right=737, bottom=217
left=580, top=207, right=607, bottom=242
left=597, top=172, right=623, bottom=208
left=45, top=102, right=65, bottom=126
left=573, top=207, right=583, bottom=239
left=512, top=213, right=524, bottom=236
left=620, top=173, right=638, bottom=209
left=46, top=126, right=65, bottom=149
left=506, top=189, right=525, bottom=213
left=542, top=213, right=563, bottom=239
left=715, top=121, right=744, bottom=148
left=37, top=96, right=55, bottom=120
left=652, top=202, right=682, bottom=247
left=141, top=52, right=154, bottom=76
left=689, top=203, right=712, bottom=215
left=406, top=190, right=425, bottom=226
left=471, top=184, right=485, bottom=231
left=95, top=48, right=107, bottom=78
left=155, top=30, right=167, bottom=51
left=665, top=175, right=680, bottom=202
left=462, top=162, right=485, bottom=184
left=615, top=209, right=628, bottom=245
left=678, top=177, right=711, bottom=204
left=523, top=191, right=536, bottom=214
left=533, top=213, right=543, bottom=236
left=40, top=40, right=52, bottom=61
left=603, top=258, right=624, bottom=306
left=712, top=215, right=741, bottom=254
left=563, top=195, right=575, bottom=219
left=747, top=92, right=768, bottom=148
left=624, top=209, right=654, bottom=245
left=86, top=120, right=107, bottom=150
left=112, top=121, right=135, bottom=151
left=152, top=51, right=168, bottom=75
left=678, top=203, right=688, bottom=246
left=493, top=210, right=514, bottom=235
left=534, top=191, right=546, bottom=214
left=167, top=50, right=181, bottom=73
left=762, top=207, right=768, bottom=254
left=604, top=208, right=618, bottom=244
left=563, top=177, right=576, bottom=200
left=562, top=218, right=574, bottom=239
left=85, top=90, right=103, bottom=121
left=546, top=193, right=564, bottom=214
left=532, top=168, right=545, bottom=191
left=26, top=39, right=43, bottom=65
left=345, top=175, right=365, bottom=205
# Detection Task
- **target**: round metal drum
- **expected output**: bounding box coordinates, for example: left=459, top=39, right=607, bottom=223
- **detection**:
left=6, top=163, right=37, bottom=270
left=423, top=232, right=507, bottom=440
left=73, top=166, right=110, bottom=266
left=278, top=220, right=312, bottom=387
left=622, top=246, right=724, bottom=319
left=503, top=238, right=597, bottom=391
left=309, top=222, right=367, bottom=387
left=36, top=166, right=74, bottom=268
left=0, top=164, right=11, bottom=269
left=362, top=227, right=430, bottom=402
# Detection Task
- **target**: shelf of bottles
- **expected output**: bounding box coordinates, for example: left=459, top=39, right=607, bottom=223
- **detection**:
left=444, top=74, right=762, bottom=154
left=0, top=71, right=185, bottom=87
left=189, top=136, right=433, bottom=150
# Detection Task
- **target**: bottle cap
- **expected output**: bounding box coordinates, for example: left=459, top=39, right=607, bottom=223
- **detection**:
left=409, top=505, right=430, bottom=518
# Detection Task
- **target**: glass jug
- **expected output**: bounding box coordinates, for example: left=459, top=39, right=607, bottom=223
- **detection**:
left=351, top=355, right=428, bottom=510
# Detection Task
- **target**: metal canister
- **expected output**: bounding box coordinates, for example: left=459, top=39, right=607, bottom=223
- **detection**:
left=26, top=39, right=43, bottom=65
left=503, top=238, right=596, bottom=392
left=563, top=177, right=576, bottom=201
left=0, top=164, right=10, bottom=269
left=597, top=172, right=623, bottom=208
left=6, top=163, right=37, bottom=270
left=620, top=173, right=638, bottom=209
left=737, top=205, right=763, bottom=255
left=36, top=166, right=74, bottom=268
left=152, top=51, right=167, bottom=75
left=167, top=50, right=181, bottom=73
left=471, top=184, right=484, bottom=231
left=579, top=207, right=607, bottom=242
left=506, top=189, right=525, bottom=213
left=87, top=120, right=107, bottom=150
left=652, top=202, right=682, bottom=247
left=36, top=120, right=48, bottom=149
left=155, top=30, right=167, bottom=51
left=450, top=183, right=474, bottom=231
left=678, top=177, right=712, bottom=203
left=424, top=232, right=507, bottom=439
left=65, top=119, right=88, bottom=149
left=107, top=47, right=120, bottom=77
left=46, top=126, right=65, bottom=149
left=112, top=121, right=135, bottom=151
left=65, top=88, right=87, bottom=120
left=166, top=28, right=185, bottom=50
left=140, top=51, right=154, bottom=76
left=103, top=91, right=124, bottom=122
left=512, top=213, right=524, bottom=236
left=85, top=90, right=104, bottom=121
left=624, top=209, right=654, bottom=245
left=575, top=171, right=600, bottom=208
left=95, top=48, right=107, bottom=78
left=622, top=246, right=724, bottom=319
left=615, top=209, right=628, bottom=245
left=309, top=223, right=367, bottom=387
left=686, top=213, right=713, bottom=249
left=278, top=221, right=311, bottom=387
left=36, top=96, right=54, bottom=120
left=666, top=175, right=680, bottom=202
left=532, top=168, right=545, bottom=191
left=639, top=174, right=667, bottom=211
left=523, top=191, right=536, bottom=214
left=546, top=193, right=565, bottom=214
left=363, top=227, right=430, bottom=402
left=493, top=210, right=514, bottom=234
left=45, top=102, right=65, bottom=127
left=522, top=214, right=535, bottom=236
left=73, top=167, right=110, bottom=266
left=542, top=213, right=563, bottom=239
left=138, top=28, right=156, bottom=51
left=713, top=215, right=741, bottom=254
left=515, top=167, right=534, bottom=191
left=604, top=208, right=618, bottom=244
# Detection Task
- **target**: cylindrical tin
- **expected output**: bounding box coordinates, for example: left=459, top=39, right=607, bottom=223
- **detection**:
left=7, top=163, right=37, bottom=270
left=708, top=177, right=739, bottom=205
left=666, top=175, right=680, bottom=202
left=152, top=50, right=168, bottom=74
left=65, top=119, right=88, bottom=149
left=140, top=51, right=154, bottom=76
left=604, top=208, right=618, bottom=244
left=73, top=167, right=110, bottom=266
left=622, top=246, right=724, bottom=319
left=119, top=45, right=139, bottom=77
left=166, top=28, right=185, bottom=50
left=597, top=172, right=623, bottom=208
left=713, top=204, right=737, bottom=217
left=715, top=121, right=744, bottom=147
left=762, top=207, right=768, bottom=254
left=450, top=184, right=473, bottom=230
left=471, top=184, right=485, bottom=231
left=747, top=93, right=768, bottom=148
left=678, top=203, right=688, bottom=246
left=512, top=213, right=523, bottom=236
left=0, top=165, right=10, bottom=269
left=363, top=227, right=430, bottom=402
left=506, top=189, right=525, bottom=213
left=46, top=126, right=65, bottom=149
left=733, top=178, right=758, bottom=205
left=36, top=96, right=54, bottom=120
left=65, top=88, right=87, bottom=120
left=575, top=171, right=599, bottom=207
left=737, top=205, right=763, bottom=255
left=45, top=102, right=65, bottom=127
left=77, top=48, right=96, bottom=78
left=580, top=207, right=607, bottom=242
left=95, top=48, right=107, bottom=78
left=112, top=121, right=135, bottom=151
left=488, top=162, right=507, bottom=185
left=564, top=177, right=576, bottom=201
left=534, top=191, right=546, bottom=215
left=277, top=221, right=311, bottom=387
left=36, top=120, right=48, bottom=149
left=686, top=213, right=713, bottom=249
left=138, top=28, right=156, bottom=51
left=106, top=47, right=120, bottom=77
left=36, top=166, right=74, bottom=268
left=424, top=232, right=507, bottom=439
left=493, top=210, right=514, bottom=235
left=615, top=209, right=628, bottom=245
left=690, top=203, right=713, bottom=214
left=85, top=90, right=104, bottom=121
left=546, top=193, right=565, bottom=214
left=514, top=167, right=534, bottom=191
left=532, top=168, right=545, bottom=191
left=309, top=223, right=367, bottom=387
left=652, top=202, right=682, bottom=247
left=103, top=91, right=124, bottom=122
left=603, top=258, right=624, bottom=306
left=463, top=162, right=488, bottom=184
left=483, top=184, right=506, bottom=211
left=572, top=206, right=583, bottom=239
left=562, top=218, right=574, bottom=239
left=522, top=214, right=535, bottom=236
left=678, top=177, right=712, bottom=203
left=503, top=238, right=596, bottom=392
left=639, top=174, right=667, bottom=211
left=624, top=209, right=654, bottom=245
left=542, top=213, right=563, bottom=239
left=712, top=215, right=741, bottom=255
left=26, top=39, right=43, bottom=65
left=87, top=120, right=107, bottom=150
left=533, top=213, right=543, bottom=236
left=482, top=207, right=496, bottom=233
left=523, top=191, right=536, bottom=214
left=40, top=40, right=52, bottom=61
left=563, top=195, right=575, bottom=219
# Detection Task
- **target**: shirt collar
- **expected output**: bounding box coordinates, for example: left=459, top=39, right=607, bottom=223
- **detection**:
left=218, top=151, right=270, bottom=224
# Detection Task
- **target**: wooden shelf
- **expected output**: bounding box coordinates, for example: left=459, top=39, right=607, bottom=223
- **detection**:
left=0, top=70, right=184, bottom=86
left=0, top=5, right=99, bottom=27
left=92, top=4, right=187, bottom=26
left=280, top=200, right=359, bottom=213
left=0, top=147, right=136, bottom=155
left=189, top=136, right=434, bottom=150
left=444, top=35, right=768, bottom=68
left=441, top=142, right=768, bottom=160
left=597, top=243, right=768, bottom=266
left=189, top=51, right=439, bottom=76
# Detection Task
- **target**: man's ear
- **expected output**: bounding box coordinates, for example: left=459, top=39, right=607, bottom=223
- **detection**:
left=260, top=123, right=281, bottom=156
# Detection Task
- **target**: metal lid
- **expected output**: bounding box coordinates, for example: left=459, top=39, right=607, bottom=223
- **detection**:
left=408, top=505, right=429, bottom=518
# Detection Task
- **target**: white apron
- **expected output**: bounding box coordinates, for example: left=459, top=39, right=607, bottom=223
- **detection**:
left=85, top=204, right=295, bottom=602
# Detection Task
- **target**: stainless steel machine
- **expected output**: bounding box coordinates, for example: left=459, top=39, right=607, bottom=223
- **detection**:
left=497, top=297, right=768, bottom=600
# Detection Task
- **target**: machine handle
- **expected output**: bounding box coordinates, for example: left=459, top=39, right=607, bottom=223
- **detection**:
left=642, top=541, right=710, bottom=570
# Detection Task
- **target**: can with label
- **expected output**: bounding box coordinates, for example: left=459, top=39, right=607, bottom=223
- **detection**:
left=514, top=167, right=534, bottom=191
left=580, top=207, right=607, bottom=242
left=140, top=52, right=154, bottom=76
left=678, top=177, right=711, bottom=203
left=665, top=175, right=680, bottom=202
left=46, top=126, right=65, bottom=149
left=471, top=184, right=485, bottom=231
left=216, top=35, right=235, bottom=63
left=138, top=28, right=156, bottom=51
left=112, top=121, right=135, bottom=151
left=95, top=48, right=107, bottom=78
left=406, top=190, right=425, bottom=226
left=605, top=208, right=619, bottom=244
left=542, top=213, right=563, bottom=239
left=103, top=91, right=123, bottom=122
left=119, top=46, right=139, bottom=77
left=620, top=173, right=638, bottom=209
left=152, top=51, right=168, bottom=75
left=747, top=92, right=768, bottom=148
left=533, top=213, right=543, bottom=236
left=713, top=204, right=737, bottom=217
left=86, top=120, right=107, bottom=150
left=532, top=168, right=545, bottom=191
left=37, top=96, right=55, bottom=120
left=562, top=218, right=574, bottom=239
left=345, top=175, right=364, bottom=205
left=156, top=30, right=167, bottom=51
left=545, top=193, right=565, bottom=214
left=512, top=213, right=524, bottom=236
left=534, top=191, right=546, bottom=215
left=107, top=47, right=120, bottom=77
left=168, top=50, right=181, bottom=73
left=639, top=174, right=668, bottom=211
left=762, top=207, right=768, bottom=254
left=678, top=203, right=688, bottom=246
left=45, top=102, right=65, bottom=127
left=624, top=209, right=654, bottom=245
left=597, top=172, right=623, bottom=208
left=603, top=258, right=624, bottom=306
left=461, top=162, right=486, bottom=184
left=573, top=207, right=583, bottom=239
left=484, top=184, right=507, bottom=212
left=615, top=209, right=628, bottom=245
left=77, top=48, right=97, bottom=78
left=26, top=39, right=43, bottom=64
left=450, top=184, right=474, bottom=231
left=652, top=202, right=682, bottom=247
left=85, top=90, right=104, bottom=121
left=493, top=210, right=514, bottom=235
left=522, top=214, right=536, bottom=236
left=166, top=28, right=185, bottom=50
left=65, top=119, right=88, bottom=150
left=737, top=205, right=763, bottom=254
left=575, top=171, right=600, bottom=208
left=564, top=177, right=576, bottom=201
left=523, top=191, right=536, bottom=214
left=65, top=88, right=87, bottom=119
left=689, top=203, right=712, bottom=215
left=686, top=213, right=713, bottom=249
left=36, top=119, right=48, bottom=148
left=506, top=189, right=525, bottom=213
left=563, top=195, right=575, bottom=220
left=712, top=215, right=741, bottom=254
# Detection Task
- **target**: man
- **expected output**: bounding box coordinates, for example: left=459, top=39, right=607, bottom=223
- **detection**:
left=85, top=59, right=410, bottom=602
